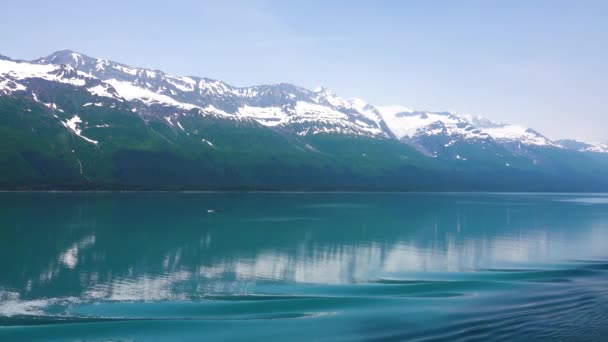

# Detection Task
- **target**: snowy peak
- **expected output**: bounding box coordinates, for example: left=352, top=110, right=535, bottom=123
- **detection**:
left=377, top=109, right=484, bottom=141
left=37, top=49, right=86, bottom=66
left=375, top=107, right=556, bottom=147
left=482, top=125, right=555, bottom=147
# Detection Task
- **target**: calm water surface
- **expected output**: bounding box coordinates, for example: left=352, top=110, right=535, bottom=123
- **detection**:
left=0, top=192, right=607, bottom=341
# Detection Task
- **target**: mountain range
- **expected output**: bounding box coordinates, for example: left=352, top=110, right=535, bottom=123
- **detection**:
left=0, top=50, right=607, bottom=191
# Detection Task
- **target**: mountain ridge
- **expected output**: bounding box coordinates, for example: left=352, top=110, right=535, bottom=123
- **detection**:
left=2, top=49, right=603, bottom=150
left=0, top=50, right=606, bottom=191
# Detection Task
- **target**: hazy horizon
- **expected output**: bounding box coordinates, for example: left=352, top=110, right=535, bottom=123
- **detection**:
left=2, top=0, right=607, bottom=142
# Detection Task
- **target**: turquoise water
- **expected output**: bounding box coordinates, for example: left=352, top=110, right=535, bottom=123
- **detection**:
left=0, top=192, right=607, bottom=341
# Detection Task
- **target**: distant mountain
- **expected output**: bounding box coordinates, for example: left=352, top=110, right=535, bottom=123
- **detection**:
left=0, top=50, right=607, bottom=191
left=556, top=139, right=608, bottom=153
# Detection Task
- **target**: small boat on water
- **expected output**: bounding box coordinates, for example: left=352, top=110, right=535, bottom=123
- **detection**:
left=207, top=209, right=222, bottom=213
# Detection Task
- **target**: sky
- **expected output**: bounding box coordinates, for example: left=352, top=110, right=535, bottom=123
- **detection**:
left=1, top=0, right=607, bottom=142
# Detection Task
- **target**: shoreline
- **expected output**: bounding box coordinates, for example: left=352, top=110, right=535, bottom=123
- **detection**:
left=1, top=190, right=607, bottom=195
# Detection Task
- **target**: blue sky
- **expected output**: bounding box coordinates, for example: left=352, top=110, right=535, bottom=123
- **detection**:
left=2, top=0, right=607, bottom=142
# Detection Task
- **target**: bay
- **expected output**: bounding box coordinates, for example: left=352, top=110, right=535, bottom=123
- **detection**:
left=0, top=192, right=607, bottom=341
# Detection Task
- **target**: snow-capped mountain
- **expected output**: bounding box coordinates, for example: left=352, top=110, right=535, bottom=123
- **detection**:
left=1, top=49, right=608, bottom=191
left=30, top=50, right=388, bottom=138
left=556, top=139, right=608, bottom=153
left=2, top=49, right=595, bottom=155
left=376, top=106, right=555, bottom=146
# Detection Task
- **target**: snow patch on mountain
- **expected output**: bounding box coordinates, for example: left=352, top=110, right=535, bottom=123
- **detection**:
left=294, top=101, right=348, bottom=120
left=61, top=115, right=98, bottom=144
left=313, top=87, right=350, bottom=108
left=31, top=92, right=64, bottom=112
left=557, top=139, right=608, bottom=153
left=0, top=59, right=86, bottom=87
left=166, top=77, right=196, bottom=92
left=198, top=79, right=233, bottom=95
left=0, top=79, right=26, bottom=93
left=585, top=143, right=608, bottom=153
left=348, top=98, right=384, bottom=126
left=378, top=110, right=463, bottom=140
left=104, top=79, right=198, bottom=110
left=87, top=84, right=120, bottom=100
left=201, top=105, right=231, bottom=117
left=237, top=106, right=287, bottom=126
left=481, top=124, right=554, bottom=146
left=112, top=64, right=138, bottom=76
